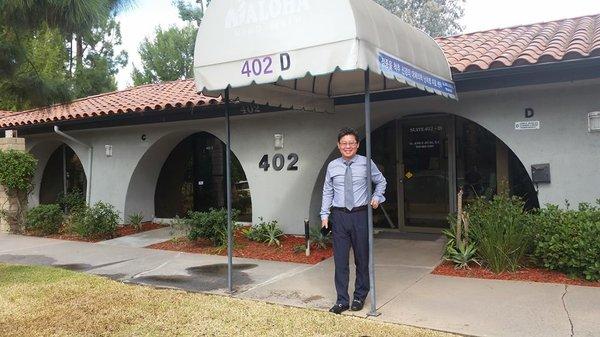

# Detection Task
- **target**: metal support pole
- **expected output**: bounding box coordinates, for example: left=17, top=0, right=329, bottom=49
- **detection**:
left=62, top=145, right=67, bottom=196
left=365, top=71, right=379, bottom=317
left=225, top=88, right=234, bottom=294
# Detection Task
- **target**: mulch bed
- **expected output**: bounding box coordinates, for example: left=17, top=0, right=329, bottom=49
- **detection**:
left=148, top=229, right=333, bottom=265
left=432, top=260, right=600, bottom=288
left=113, top=222, right=165, bottom=237
left=32, top=222, right=166, bottom=243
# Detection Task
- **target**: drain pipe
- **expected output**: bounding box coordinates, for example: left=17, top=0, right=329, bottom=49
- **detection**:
left=53, top=126, right=93, bottom=205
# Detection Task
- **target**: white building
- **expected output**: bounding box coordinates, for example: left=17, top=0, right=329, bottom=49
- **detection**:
left=1, top=13, right=599, bottom=234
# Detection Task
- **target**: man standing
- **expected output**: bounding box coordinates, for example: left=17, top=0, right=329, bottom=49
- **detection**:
left=321, top=127, right=387, bottom=314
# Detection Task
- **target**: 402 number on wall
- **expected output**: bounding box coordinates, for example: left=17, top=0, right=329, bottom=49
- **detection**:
left=259, top=153, right=298, bottom=171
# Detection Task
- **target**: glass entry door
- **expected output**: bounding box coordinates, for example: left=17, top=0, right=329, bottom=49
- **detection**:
left=398, top=117, right=452, bottom=231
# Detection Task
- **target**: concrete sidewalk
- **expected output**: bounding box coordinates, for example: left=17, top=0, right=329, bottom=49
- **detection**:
left=1, top=233, right=598, bottom=337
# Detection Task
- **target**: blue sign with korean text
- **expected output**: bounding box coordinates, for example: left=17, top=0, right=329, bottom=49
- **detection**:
left=378, top=51, right=457, bottom=98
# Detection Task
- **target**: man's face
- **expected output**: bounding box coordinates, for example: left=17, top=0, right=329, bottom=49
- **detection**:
left=338, top=134, right=359, bottom=160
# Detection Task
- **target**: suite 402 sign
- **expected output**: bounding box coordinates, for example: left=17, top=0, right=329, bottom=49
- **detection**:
left=259, top=153, right=298, bottom=171
left=241, top=53, right=291, bottom=77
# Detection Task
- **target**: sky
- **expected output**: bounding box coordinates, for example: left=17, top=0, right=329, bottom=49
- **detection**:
left=114, top=0, right=600, bottom=89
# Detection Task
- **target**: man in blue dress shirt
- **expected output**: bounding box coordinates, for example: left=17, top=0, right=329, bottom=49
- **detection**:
left=321, top=127, right=387, bottom=314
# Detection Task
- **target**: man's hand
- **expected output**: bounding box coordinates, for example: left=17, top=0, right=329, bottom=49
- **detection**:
left=370, top=198, right=380, bottom=209
left=322, top=218, right=328, bottom=229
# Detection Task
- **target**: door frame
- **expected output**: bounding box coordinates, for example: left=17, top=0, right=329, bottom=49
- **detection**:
left=396, top=114, right=457, bottom=233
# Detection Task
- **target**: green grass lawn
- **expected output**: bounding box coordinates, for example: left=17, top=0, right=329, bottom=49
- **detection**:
left=0, top=263, right=459, bottom=337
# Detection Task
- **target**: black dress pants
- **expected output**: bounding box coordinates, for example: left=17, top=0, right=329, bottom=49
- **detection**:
left=331, top=208, right=369, bottom=306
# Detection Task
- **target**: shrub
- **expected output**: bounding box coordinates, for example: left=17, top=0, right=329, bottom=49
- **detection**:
left=186, top=208, right=239, bottom=247
left=293, top=244, right=307, bottom=254
left=530, top=201, right=600, bottom=281
left=445, top=242, right=480, bottom=269
left=128, top=212, right=144, bottom=232
left=58, top=189, right=86, bottom=214
left=442, top=220, right=479, bottom=269
left=25, top=204, right=63, bottom=235
left=242, top=223, right=262, bottom=242
left=309, top=226, right=331, bottom=249
left=71, top=202, right=119, bottom=239
left=0, top=149, right=37, bottom=232
left=233, top=190, right=252, bottom=214
left=466, top=193, right=531, bottom=273
left=63, top=209, right=83, bottom=234
left=0, top=149, right=37, bottom=192
left=442, top=215, right=458, bottom=257
left=169, top=215, right=188, bottom=238
left=243, top=217, right=284, bottom=247
left=259, top=219, right=283, bottom=247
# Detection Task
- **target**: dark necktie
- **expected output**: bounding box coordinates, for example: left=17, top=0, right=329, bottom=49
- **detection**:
left=344, top=162, right=354, bottom=210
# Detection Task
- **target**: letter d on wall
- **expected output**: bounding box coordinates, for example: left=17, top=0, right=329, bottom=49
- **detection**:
left=525, top=108, right=534, bottom=118
left=280, top=53, right=291, bottom=71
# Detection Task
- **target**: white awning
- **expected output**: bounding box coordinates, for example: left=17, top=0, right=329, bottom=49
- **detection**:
left=193, top=0, right=457, bottom=112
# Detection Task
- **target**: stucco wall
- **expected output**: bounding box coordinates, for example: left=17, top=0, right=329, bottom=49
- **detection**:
left=24, top=79, right=600, bottom=234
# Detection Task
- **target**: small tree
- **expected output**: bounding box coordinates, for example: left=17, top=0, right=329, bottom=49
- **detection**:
left=0, top=149, right=38, bottom=233
left=374, top=0, right=465, bottom=37
left=130, top=0, right=210, bottom=85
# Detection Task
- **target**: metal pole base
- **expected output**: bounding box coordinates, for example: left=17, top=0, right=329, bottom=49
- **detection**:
left=367, top=310, right=381, bottom=317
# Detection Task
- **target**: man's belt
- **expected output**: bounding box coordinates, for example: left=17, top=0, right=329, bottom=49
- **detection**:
left=332, top=205, right=368, bottom=213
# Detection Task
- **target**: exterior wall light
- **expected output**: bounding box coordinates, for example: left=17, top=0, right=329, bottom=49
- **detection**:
left=588, top=112, right=600, bottom=132
left=274, top=133, right=284, bottom=150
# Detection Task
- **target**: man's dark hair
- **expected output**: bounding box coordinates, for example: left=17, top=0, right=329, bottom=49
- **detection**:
left=337, top=127, right=360, bottom=143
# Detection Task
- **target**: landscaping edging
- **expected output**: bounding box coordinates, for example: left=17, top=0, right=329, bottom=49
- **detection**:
left=432, top=261, right=600, bottom=287
left=147, top=231, right=333, bottom=265
left=31, top=222, right=167, bottom=243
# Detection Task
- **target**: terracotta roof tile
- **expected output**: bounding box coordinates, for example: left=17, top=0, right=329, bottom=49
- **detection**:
left=437, top=13, right=600, bottom=72
left=0, top=80, right=219, bottom=128
left=1, top=13, right=599, bottom=128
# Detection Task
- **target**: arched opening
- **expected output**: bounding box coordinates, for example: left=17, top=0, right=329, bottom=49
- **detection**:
left=39, top=144, right=86, bottom=205
left=358, top=115, right=539, bottom=231
left=310, top=113, right=539, bottom=233
left=154, top=132, right=252, bottom=221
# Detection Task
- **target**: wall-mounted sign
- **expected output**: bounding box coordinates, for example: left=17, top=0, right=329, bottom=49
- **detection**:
left=241, top=53, right=291, bottom=78
left=241, top=102, right=261, bottom=114
left=408, top=125, right=443, bottom=133
left=378, top=50, right=457, bottom=98
left=515, top=121, right=540, bottom=130
left=407, top=125, right=443, bottom=150
left=259, top=153, right=299, bottom=171
left=409, top=140, right=440, bottom=149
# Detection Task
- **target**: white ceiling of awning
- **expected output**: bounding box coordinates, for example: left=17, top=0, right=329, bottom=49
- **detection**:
left=194, top=0, right=457, bottom=112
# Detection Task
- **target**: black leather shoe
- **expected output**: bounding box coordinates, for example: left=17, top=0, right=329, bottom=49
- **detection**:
left=350, top=298, right=364, bottom=311
left=329, top=303, right=349, bottom=314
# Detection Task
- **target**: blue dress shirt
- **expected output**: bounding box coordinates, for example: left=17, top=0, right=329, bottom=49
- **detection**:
left=320, top=154, right=387, bottom=220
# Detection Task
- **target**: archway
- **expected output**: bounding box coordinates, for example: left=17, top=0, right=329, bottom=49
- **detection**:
left=154, top=132, right=252, bottom=221
left=309, top=114, right=539, bottom=232
left=39, top=144, right=87, bottom=205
